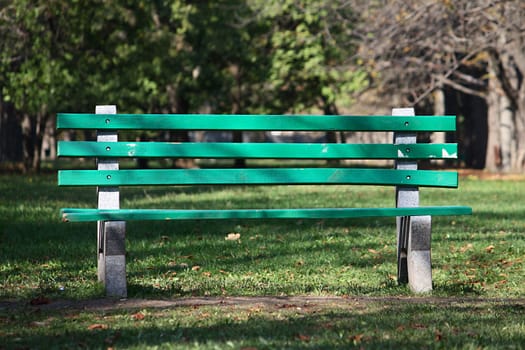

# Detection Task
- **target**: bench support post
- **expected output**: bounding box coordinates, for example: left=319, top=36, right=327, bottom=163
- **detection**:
left=407, top=215, right=432, bottom=293
left=393, top=108, right=432, bottom=292
left=96, top=105, right=127, bottom=298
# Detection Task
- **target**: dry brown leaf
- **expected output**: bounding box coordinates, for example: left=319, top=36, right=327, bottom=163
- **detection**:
left=88, top=323, right=108, bottom=330
left=349, top=333, right=364, bottom=343
left=459, top=243, right=473, bottom=253
left=297, top=334, right=311, bottom=342
left=225, top=233, right=241, bottom=241
left=411, top=323, right=427, bottom=329
left=192, top=265, right=201, bottom=271
left=485, top=245, right=495, bottom=253
left=435, top=331, right=443, bottom=342
left=131, top=312, right=145, bottom=321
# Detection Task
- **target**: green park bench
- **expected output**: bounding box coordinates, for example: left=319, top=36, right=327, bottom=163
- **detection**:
left=57, top=105, right=472, bottom=297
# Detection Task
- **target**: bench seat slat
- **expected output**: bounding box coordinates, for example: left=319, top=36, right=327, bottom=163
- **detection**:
left=57, top=114, right=457, bottom=132
left=58, top=168, right=459, bottom=188
left=58, top=141, right=459, bottom=160
left=61, top=206, right=473, bottom=222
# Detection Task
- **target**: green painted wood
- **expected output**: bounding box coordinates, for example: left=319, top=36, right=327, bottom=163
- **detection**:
left=58, top=168, right=458, bottom=188
left=58, top=141, right=459, bottom=160
left=57, top=113, right=457, bottom=132
left=61, top=206, right=472, bottom=222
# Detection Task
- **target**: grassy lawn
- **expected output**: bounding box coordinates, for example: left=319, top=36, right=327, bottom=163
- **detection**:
left=1, top=172, right=524, bottom=349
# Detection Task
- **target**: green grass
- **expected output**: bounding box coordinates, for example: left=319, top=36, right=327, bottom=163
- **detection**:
left=1, top=173, right=524, bottom=349
left=2, top=299, right=524, bottom=349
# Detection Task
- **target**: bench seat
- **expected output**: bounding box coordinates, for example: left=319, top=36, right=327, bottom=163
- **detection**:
left=61, top=206, right=472, bottom=222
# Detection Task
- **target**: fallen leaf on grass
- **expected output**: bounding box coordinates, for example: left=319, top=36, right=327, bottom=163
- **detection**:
left=349, top=333, right=365, bottom=344
left=199, top=312, right=211, bottom=319
left=459, top=243, right=473, bottom=253
left=297, top=334, right=310, bottom=342
left=88, top=323, right=108, bottom=330
left=225, top=233, right=241, bottom=241
left=411, top=323, right=427, bottom=329
left=494, top=280, right=508, bottom=288
left=435, top=330, right=443, bottom=342
left=131, top=312, right=145, bottom=321
left=192, top=265, right=201, bottom=271
left=485, top=245, right=495, bottom=253
left=248, top=306, right=262, bottom=313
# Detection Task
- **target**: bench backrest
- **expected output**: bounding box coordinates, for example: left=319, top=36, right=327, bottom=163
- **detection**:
left=57, top=110, right=459, bottom=190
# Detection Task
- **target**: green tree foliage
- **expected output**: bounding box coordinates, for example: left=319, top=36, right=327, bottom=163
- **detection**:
left=181, top=1, right=273, bottom=114
left=1, top=0, right=190, bottom=170
left=0, top=0, right=365, bottom=171
left=248, top=0, right=367, bottom=113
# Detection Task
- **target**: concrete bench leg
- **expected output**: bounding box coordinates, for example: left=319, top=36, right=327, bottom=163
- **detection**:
left=98, top=221, right=127, bottom=298
left=396, top=216, right=410, bottom=284
left=407, top=215, right=432, bottom=293
left=397, top=215, right=433, bottom=293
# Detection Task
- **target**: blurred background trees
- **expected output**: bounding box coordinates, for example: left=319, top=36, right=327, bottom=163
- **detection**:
left=356, top=0, right=525, bottom=171
left=1, top=0, right=524, bottom=173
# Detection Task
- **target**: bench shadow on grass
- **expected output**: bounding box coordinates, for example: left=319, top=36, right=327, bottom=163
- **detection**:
left=6, top=302, right=524, bottom=349
left=123, top=215, right=491, bottom=298
left=1, top=213, right=485, bottom=300
left=0, top=176, right=499, bottom=300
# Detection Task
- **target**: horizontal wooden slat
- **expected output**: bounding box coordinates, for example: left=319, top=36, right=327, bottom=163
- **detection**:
left=57, top=114, right=457, bottom=132
left=61, top=206, right=472, bottom=222
left=58, top=168, right=458, bottom=188
left=58, top=141, right=459, bottom=160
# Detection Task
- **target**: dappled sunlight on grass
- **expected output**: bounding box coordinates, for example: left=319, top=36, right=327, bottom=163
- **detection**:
left=0, top=175, right=523, bottom=300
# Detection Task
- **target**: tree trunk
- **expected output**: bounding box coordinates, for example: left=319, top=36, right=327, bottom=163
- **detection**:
left=431, top=88, right=446, bottom=167
left=487, top=49, right=524, bottom=173
left=0, top=101, right=23, bottom=164
left=32, top=112, right=48, bottom=173
left=324, top=102, right=344, bottom=166
left=499, top=94, right=515, bottom=171
left=21, top=112, right=48, bottom=173
left=166, top=84, right=197, bottom=169
left=464, top=94, right=488, bottom=169
left=485, top=66, right=503, bottom=172
left=514, top=92, right=525, bottom=170
left=230, top=64, right=246, bottom=168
